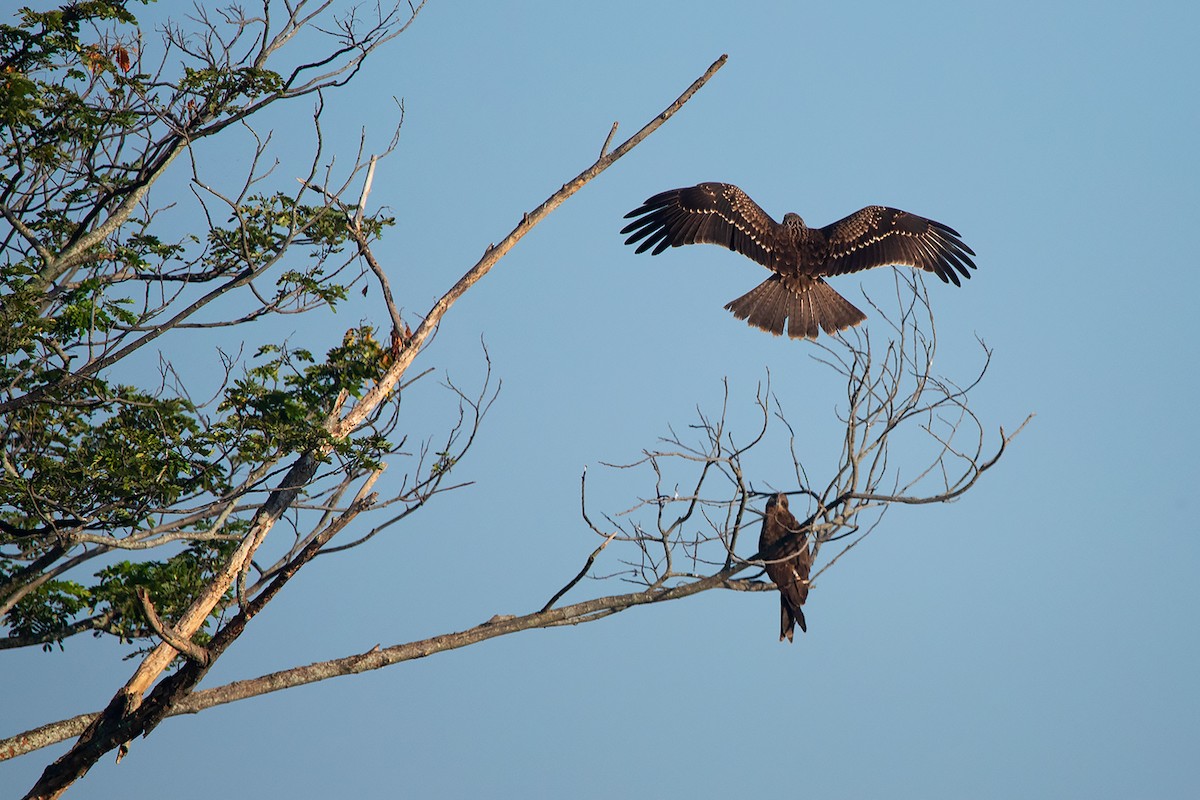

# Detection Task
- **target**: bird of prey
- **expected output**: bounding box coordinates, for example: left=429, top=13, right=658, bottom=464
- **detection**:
left=621, top=182, right=976, bottom=340
left=758, top=493, right=814, bottom=642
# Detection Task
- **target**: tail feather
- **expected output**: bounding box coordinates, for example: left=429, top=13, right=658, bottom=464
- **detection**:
left=729, top=277, right=780, bottom=333
left=808, top=278, right=867, bottom=336
left=724, top=275, right=866, bottom=340
left=792, top=289, right=819, bottom=340
left=778, top=600, right=808, bottom=643
left=780, top=603, right=794, bottom=643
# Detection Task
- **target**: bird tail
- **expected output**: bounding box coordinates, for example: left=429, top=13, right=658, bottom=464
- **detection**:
left=780, top=600, right=807, bottom=643
left=724, top=275, right=867, bottom=340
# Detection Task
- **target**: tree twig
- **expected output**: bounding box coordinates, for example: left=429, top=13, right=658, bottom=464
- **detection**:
left=134, top=588, right=210, bottom=666
left=14, top=53, right=730, bottom=797
left=328, top=53, right=729, bottom=441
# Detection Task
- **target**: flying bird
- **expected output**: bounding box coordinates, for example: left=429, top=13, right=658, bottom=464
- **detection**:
left=621, top=182, right=976, bottom=339
left=758, top=493, right=814, bottom=643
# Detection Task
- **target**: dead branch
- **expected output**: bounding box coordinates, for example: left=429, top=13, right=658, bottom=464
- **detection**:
left=327, top=53, right=729, bottom=442
left=5, top=278, right=1027, bottom=761
left=13, top=52, right=728, bottom=798
left=572, top=274, right=1028, bottom=611
left=134, top=588, right=210, bottom=666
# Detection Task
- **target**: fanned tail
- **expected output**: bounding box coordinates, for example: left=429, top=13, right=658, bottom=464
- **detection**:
left=724, top=275, right=867, bottom=340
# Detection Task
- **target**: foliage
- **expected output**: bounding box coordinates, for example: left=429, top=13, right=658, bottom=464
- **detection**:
left=4, top=540, right=237, bottom=651
left=0, top=0, right=427, bottom=656
left=0, top=7, right=1017, bottom=797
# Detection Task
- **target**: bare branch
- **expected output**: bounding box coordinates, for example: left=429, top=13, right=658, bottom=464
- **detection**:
left=599, top=121, right=618, bottom=158
left=4, top=284, right=1027, bottom=758
left=327, top=53, right=729, bottom=441
left=134, top=588, right=210, bottom=666
left=11, top=53, right=729, bottom=795
left=541, top=468, right=620, bottom=611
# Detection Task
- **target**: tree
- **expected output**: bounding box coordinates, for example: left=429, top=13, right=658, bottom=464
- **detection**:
left=0, top=3, right=1025, bottom=797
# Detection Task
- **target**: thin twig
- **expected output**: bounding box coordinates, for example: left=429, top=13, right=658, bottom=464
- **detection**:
left=540, top=531, right=619, bottom=612
left=599, top=121, right=618, bottom=157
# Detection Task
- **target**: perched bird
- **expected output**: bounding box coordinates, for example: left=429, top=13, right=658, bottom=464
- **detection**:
left=758, top=493, right=814, bottom=642
left=621, top=182, right=976, bottom=339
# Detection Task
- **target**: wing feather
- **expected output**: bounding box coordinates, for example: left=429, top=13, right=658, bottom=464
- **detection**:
left=759, top=496, right=813, bottom=639
left=819, top=206, right=977, bottom=284
left=621, top=182, right=780, bottom=268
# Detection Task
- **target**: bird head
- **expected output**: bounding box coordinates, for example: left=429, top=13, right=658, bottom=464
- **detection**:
left=782, top=212, right=807, bottom=232
left=765, top=492, right=789, bottom=513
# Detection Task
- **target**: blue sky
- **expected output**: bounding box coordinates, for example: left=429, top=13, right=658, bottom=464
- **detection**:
left=6, top=1, right=1200, bottom=797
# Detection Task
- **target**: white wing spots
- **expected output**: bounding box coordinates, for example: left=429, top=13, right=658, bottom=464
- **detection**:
left=727, top=192, right=774, bottom=251
left=686, top=205, right=772, bottom=252
left=625, top=187, right=974, bottom=284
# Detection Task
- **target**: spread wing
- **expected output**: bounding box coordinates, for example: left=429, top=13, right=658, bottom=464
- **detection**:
left=819, top=206, right=976, bottom=286
left=621, top=182, right=779, bottom=268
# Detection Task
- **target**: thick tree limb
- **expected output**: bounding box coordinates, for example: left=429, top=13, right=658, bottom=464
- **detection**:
left=3, top=558, right=755, bottom=762
left=134, top=589, right=210, bottom=666
left=4, top=376, right=1026, bottom=766
left=14, top=54, right=728, bottom=799
left=328, top=53, right=728, bottom=440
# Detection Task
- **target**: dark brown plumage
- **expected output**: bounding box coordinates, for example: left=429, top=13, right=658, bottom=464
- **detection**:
left=758, top=493, right=813, bottom=643
left=621, top=182, right=976, bottom=339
